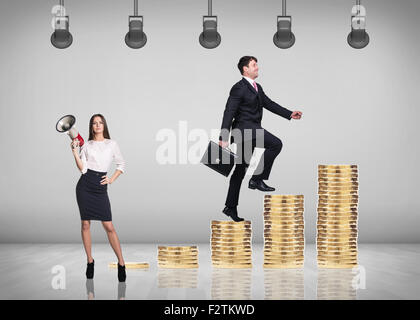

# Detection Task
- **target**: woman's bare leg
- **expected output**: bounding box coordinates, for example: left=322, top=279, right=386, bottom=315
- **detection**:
left=81, top=220, right=94, bottom=263
left=102, top=221, right=125, bottom=265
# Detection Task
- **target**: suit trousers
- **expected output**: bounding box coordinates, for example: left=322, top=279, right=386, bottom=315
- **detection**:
left=225, top=128, right=283, bottom=207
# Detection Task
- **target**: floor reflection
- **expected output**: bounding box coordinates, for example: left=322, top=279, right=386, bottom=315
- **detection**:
left=211, top=268, right=252, bottom=300
left=85, top=279, right=126, bottom=300
left=316, top=268, right=360, bottom=300
left=157, top=268, right=198, bottom=288
left=264, top=269, right=304, bottom=299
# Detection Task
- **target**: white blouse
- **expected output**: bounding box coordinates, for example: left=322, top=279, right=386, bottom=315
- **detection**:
left=79, top=139, right=125, bottom=174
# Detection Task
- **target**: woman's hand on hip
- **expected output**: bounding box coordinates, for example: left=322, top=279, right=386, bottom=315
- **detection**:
left=101, top=175, right=112, bottom=185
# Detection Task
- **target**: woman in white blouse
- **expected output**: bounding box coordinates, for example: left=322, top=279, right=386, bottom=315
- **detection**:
left=71, top=114, right=126, bottom=282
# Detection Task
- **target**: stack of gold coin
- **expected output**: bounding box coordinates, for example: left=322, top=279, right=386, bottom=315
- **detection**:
left=157, top=246, right=199, bottom=269
left=263, top=195, right=305, bottom=268
left=211, top=220, right=252, bottom=268
left=317, top=165, right=358, bottom=268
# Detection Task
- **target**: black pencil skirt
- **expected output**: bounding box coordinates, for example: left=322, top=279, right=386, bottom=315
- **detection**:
left=76, top=169, right=112, bottom=221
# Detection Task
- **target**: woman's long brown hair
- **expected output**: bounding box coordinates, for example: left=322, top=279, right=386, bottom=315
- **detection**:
left=88, top=114, right=111, bottom=141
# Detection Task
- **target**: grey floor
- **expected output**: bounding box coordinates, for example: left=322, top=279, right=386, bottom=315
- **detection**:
left=0, top=243, right=419, bottom=300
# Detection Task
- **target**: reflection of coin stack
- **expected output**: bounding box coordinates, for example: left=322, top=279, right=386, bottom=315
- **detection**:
left=211, top=221, right=252, bottom=269
left=317, top=165, right=359, bottom=269
left=158, top=269, right=198, bottom=288
left=157, top=246, right=199, bottom=269
left=263, top=195, right=305, bottom=268
left=264, top=269, right=305, bottom=300
left=211, top=268, right=252, bottom=300
left=317, top=269, right=357, bottom=300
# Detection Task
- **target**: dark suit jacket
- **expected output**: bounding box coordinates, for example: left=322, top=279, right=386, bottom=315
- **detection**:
left=219, top=78, right=293, bottom=142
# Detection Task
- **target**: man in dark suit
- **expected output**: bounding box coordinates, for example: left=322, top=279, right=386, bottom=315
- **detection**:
left=219, top=56, right=302, bottom=222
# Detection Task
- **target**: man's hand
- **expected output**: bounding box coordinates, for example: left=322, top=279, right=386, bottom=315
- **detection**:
left=219, top=141, right=229, bottom=148
left=291, top=111, right=302, bottom=119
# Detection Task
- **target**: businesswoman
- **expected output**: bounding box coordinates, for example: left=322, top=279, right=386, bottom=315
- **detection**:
left=71, top=114, right=126, bottom=282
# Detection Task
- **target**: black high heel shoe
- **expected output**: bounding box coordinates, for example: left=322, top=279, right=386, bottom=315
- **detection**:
left=86, top=259, right=94, bottom=279
left=118, top=263, right=126, bottom=282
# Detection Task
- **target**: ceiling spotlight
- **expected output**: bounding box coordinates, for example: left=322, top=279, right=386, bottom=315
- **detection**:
left=348, top=0, right=369, bottom=49
left=273, top=0, right=295, bottom=49
left=51, top=0, right=73, bottom=49
left=199, top=0, right=221, bottom=49
left=125, top=0, right=147, bottom=49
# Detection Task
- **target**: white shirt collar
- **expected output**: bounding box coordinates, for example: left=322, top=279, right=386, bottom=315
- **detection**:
left=243, top=76, right=257, bottom=87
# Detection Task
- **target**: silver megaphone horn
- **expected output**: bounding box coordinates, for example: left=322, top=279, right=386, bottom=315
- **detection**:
left=55, top=114, right=85, bottom=147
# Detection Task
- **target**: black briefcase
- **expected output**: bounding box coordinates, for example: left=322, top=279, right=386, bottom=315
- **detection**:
left=201, top=141, right=238, bottom=177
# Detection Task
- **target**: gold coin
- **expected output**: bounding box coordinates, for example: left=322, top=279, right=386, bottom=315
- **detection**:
left=264, top=260, right=304, bottom=264
left=264, top=234, right=304, bottom=239
left=212, top=220, right=251, bottom=225
left=318, top=164, right=357, bottom=169
left=264, top=203, right=304, bottom=208
left=317, top=219, right=357, bottom=224
left=318, top=176, right=358, bottom=181
left=158, top=255, right=198, bottom=261
left=318, top=199, right=358, bottom=204
left=211, top=239, right=251, bottom=244
left=317, top=219, right=358, bottom=225
left=264, top=254, right=304, bottom=258
left=211, top=245, right=251, bottom=250
left=318, top=181, right=358, bottom=185
left=211, top=225, right=252, bottom=231
left=318, top=191, right=358, bottom=195
left=318, top=188, right=358, bottom=193
left=318, top=170, right=358, bottom=175
left=264, top=245, right=304, bottom=251
left=317, top=213, right=358, bottom=218
left=265, top=195, right=304, bottom=199
left=263, top=211, right=304, bottom=216
left=317, top=252, right=358, bottom=258
left=264, top=252, right=304, bottom=257
left=317, top=205, right=358, bottom=210
left=211, top=231, right=251, bottom=237
left=212, top=264, right=252, bottom=269
left=264, top=200, right=304, bottom=205
left=264, top=210, right=304, bottom=216
left=264, top=214, right=304, bottom=220
left=158, top=264, right=199, bottom=269
left=319, top=194, right=359, bottom=199
left=264, top=247, right=304, bottom=252
left=212, top=258, right=252, bottom=263
left=317, top=256, right=357, bottom=261
left=211, top=227, right=252, bottom=232
left=264, top=228, right=304, bottom=233
left=158, top=246, right=197, bottom=251
left=158, top=260, right=198, bottom=264
left=317, top=232, right=357, bottom=238
left=263, top=264, right=303, bottom=269
left=317, top=207, right=358, bottom=213
left=108, top=262, right=149, bottom=269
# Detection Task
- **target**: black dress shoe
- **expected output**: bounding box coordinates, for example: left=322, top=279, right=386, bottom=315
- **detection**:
left=248, top=179, right=275, bottom=192
left=118, top=263, right=126, bottom=282
left=86, top=259, right=94, bottom=279
left=222, top=206, right=244, bottom=222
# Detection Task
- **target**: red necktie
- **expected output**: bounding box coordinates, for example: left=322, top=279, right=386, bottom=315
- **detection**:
left=253, top=81, right=258, bottom=92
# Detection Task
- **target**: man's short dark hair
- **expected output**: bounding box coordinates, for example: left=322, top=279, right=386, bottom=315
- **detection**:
left=237, top=56, right=258, bottom=75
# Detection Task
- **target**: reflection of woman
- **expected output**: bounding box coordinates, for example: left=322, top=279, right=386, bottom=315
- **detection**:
left=71, top=114, right=126, bottom=282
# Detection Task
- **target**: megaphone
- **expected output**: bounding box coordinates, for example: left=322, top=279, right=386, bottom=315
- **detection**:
left=55, top=115, right=84, bottom=147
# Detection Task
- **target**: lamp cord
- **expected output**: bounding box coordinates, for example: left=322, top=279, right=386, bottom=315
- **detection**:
left=208, top=0, right=212, bottom=16
left=282, top=0, right=286, bottom=16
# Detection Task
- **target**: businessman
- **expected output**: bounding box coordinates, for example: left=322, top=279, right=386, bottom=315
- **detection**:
left=219, top=56, right=302, bottom=222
